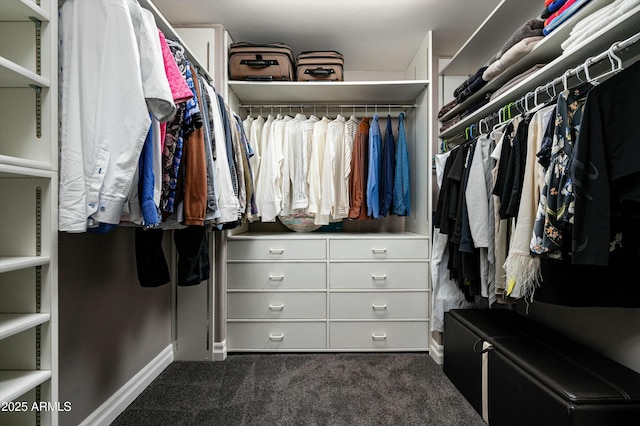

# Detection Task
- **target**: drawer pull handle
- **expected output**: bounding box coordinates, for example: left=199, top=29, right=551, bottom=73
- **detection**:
left=269, top=248, right=284, bottom=255
left=372, top=248, right=387, bottom=254
left=372, top=333, right=387, bottom=341
left=269, top=304, right=285, bottom=311
left=269, top=334, right=284, bottom=341
left=269, top=274, right=285, bottom=281
left=372, top=304, right=388, bottom=310
left=371, top=274, right=387, bottom=281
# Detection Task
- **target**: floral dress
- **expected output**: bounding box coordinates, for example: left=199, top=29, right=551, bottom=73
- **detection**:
left=531, top=85, right=591, bottom=258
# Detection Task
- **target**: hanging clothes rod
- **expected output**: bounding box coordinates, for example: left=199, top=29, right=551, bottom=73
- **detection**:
left=454, top=30, right=640, bottom=142
left=238, top=103, right=417, bottom=109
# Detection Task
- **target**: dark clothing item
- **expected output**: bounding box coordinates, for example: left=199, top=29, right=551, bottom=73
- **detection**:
left=380, top=115, right=395, bottom=217
left=135, top=227, right=170, bottom=287
left=572, top=61, right=640, bottom=265
left=435, top=147, right=459, bottom=234
left=537, top=207, right=640, bottom=307
left=174, top=226, right=209, bottom=286
left=456, top=72, right=489, bottom=104
left=492, top=121, right=515, bottom=200
left=453, top=66, right=488, bottom=99
left=499, top=115, right=530, bottom=219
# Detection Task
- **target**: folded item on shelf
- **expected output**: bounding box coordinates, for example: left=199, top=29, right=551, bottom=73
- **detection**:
left=453, top=66, right=488, bottom=98
left=490, top=63, right=547, bottom=101
left=489, top=19, right=545, bottom=65
left=439, top=114, right=463, bottom=133
left=456, top=73, right=489, bottom=103
left=465, top=92, right=493, bottom=115
left=438, top=98, right=459, bottom=119
left=561, top=0, right=640, bottom=53
left=483, top=36, right=544, bottom=81
left=438, top=92, right=494, bottom=133
left=542, top=0, right=568, bottom=19
left=543, top=0, right=592, bottom=36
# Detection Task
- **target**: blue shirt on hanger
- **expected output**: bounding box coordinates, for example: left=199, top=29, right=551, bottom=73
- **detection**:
left=392, top=112, right=410, bottom=216
left=366, top=114, right=382, bottom=218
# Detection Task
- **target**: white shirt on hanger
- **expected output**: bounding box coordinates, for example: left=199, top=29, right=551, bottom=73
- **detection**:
left=59, top=0, right=153, bottom=231
left=308, top=116, right=331, bottom=225
left=282, top=113, right=307, bottom=215
left=321, top=115, right=347, bottom=220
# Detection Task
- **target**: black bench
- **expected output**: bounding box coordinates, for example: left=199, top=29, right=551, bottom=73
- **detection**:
left=444, top=309, right=640, bottom=426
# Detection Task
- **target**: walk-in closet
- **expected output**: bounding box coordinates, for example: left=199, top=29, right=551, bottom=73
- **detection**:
left=1, top=0, right=639, bottom=425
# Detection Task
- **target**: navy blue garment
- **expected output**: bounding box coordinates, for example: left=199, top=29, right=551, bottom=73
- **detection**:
left=379, top=115, right=395, bottom=217
left=139, top=116, right=160, bottom=227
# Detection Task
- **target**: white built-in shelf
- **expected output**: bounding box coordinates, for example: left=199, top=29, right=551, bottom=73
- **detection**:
left=439, top=0, right=545, bottom=76
left=0, top=56, right=49, bottom=88
left=0, top=371, right=51, bottom=404
left=0, top=314, right=50, bottom=341
left=0, top=0, right=50, bottom=22
left=439, top=2, right=640, bottom=139
left=228, top=80, right=429, bottom=104
left=439, top=0, right=615, bottom=122
left=0, top=156, right=54, bottom=178
left=0, top=257, right=50, bottom=274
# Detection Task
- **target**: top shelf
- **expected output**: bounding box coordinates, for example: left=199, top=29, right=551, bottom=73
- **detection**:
left=228, top=80, right=429, bottom=104
left=439, top=3, right=640, bottom=138
left=440, top=0, right=544, bottom=76
left=0, top=0, right=50, bottom=22
left=439, top=0, right=615, bottom=122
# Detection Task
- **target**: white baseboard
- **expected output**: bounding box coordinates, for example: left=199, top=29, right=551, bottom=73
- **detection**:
left=430, top=339, right=444, bottom=365
left=212, top=339, right=227, bottom=361
left=79, top=344, right=174, bottom=426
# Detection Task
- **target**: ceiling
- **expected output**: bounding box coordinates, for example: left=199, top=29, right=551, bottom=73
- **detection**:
left=153, top=0, right=503, bottom=73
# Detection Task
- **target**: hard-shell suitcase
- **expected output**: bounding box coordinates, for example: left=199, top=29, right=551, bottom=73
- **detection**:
left=229, top=42, right=295, bottom=81
left=296, top=51, right=344, bottom=81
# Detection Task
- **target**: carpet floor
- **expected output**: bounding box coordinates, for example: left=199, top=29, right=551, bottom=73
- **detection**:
left=111, top=353, right=485, bottom=426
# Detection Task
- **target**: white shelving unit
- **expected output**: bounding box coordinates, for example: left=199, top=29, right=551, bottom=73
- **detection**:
left=224, top=34, right=434, bottom=356
left=439, top=0, right=640, bottom=139
left=0, top=0, right=58, bottom=425
left=228, top=80, right=429, bottom=104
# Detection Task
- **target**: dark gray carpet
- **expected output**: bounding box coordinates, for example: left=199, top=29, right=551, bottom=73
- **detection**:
left=111, top=353, right=485, bottom=426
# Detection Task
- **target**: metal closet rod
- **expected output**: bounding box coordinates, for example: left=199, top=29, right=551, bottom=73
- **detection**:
left=457, top=30, right=640, bottom=141
left=239, top=103, right=417, bottom=109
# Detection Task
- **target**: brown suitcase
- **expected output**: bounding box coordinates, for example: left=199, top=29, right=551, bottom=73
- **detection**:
left=229, top=42, right=295, bottom=81
left=296, top=51, right=344, bottom=81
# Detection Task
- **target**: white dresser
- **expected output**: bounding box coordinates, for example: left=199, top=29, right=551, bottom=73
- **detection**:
left=226, top=233, right=430, bottom=352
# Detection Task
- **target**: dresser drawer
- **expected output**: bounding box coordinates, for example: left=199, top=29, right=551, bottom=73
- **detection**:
left=227, top=292, right=327, bottom=319
left=329, top=239, right=428, bottom=260
left=329, top=322, right=428, bottom=350
left=227, top=239, right=326, bottom=260
left=329, top=262, right=428, bottom=289
left=228, top=322, right=326, bottom=350
left=329, top=292, right=428, bottom=320
left=228, top=262, right=326, bottom=290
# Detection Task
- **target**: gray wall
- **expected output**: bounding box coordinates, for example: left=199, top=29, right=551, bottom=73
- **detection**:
left=58, top=228, right=172, bottom=426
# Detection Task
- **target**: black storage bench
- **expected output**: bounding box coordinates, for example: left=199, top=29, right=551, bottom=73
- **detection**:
left=444, top=309, right=640, bottom=426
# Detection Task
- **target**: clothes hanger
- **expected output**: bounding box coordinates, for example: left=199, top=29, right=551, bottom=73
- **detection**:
left=582, top=57, right=594, bottom=83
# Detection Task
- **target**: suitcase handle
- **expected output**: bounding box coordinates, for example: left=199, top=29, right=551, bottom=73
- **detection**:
left=306, top=67, right=335, bottom=77
left=240, top=58, right=279, bottom=69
